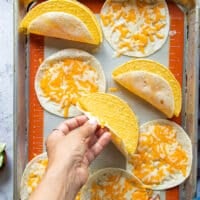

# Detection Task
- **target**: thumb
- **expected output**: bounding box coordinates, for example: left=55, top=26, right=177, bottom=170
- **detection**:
left=72, top=118, right=98, bottom=139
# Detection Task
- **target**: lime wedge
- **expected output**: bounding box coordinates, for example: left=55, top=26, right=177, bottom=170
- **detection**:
left=0, top=143, right=6, bottom=154
left=0, top=154, right=4, bottom=168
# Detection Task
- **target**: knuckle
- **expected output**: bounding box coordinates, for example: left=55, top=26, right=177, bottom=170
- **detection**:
left=46, top=132, right=57, bottom=146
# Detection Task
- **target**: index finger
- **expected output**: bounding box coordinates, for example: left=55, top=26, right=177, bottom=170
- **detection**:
left=87, top=132, right=111, bottom=164
left=56, top=115, right=88, bottom=135
left=70, top=118, right=98, bottom=139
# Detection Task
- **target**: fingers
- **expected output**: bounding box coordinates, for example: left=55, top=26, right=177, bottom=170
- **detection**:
left=87, top=127, right=109, bottom=147
left=96, top=127, right=109, bottom=137
left=56, top=115, right=88, bottom=135
left=86, top=132, right=111, bottom=164
left=87, top=134, right=98, bottom=147
left=71, top=119, right=98, bottom=139
left=47, top=115, right=89, bottom=148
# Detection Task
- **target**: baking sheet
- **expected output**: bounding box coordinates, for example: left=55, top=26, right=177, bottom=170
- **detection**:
left=14, top=0, right=200, bottom=199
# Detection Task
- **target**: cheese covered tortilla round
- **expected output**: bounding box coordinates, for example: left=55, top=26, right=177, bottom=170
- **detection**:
left=100, top=0, right=170, bottom=57
left=20, top=153, right=81, bottom=200
left=20, top=153, right=48, bottom=200
left=81, top=168, right=153, bottom=200
left=35, top=49, right=106, bottom=117
left=127, top=119, right=192, bottom=190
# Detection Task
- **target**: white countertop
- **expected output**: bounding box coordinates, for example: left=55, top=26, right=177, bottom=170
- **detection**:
left=0, top=0, right=14, bottom=199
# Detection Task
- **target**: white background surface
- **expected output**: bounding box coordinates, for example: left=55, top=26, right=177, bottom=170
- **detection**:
left=0, top=0, right=14, bottom=199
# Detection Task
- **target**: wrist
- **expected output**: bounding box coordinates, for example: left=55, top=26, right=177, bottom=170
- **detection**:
left=44, top=164, right=79, bottom=200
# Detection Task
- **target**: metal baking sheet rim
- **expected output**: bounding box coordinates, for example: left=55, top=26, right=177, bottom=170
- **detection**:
left=13, top=1, right=200, bottom=200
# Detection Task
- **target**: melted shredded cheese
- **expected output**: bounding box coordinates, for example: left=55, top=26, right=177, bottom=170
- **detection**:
left=40, top=59, right=99, bottom=117
left=89, top=174, right=152, bottom=200
left=129, top=124, right=189, bottom=185
left=101, top=0, right=168, bottom=56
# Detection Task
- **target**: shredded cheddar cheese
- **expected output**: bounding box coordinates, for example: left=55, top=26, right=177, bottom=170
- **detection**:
left=25, top=155, right=81, bottom=200
left=108, top=87, right=118, bottom=92
left=89, top=174, right=152, bottom=199
left=40, top=59, right=99, bottom=117
left=129, top=124, right=189, bottom=185
left=27, top=158, right=48, bottom=194
left=75, top=192, right=81, bottom=200
left=100, top=0, right=169, bottom=57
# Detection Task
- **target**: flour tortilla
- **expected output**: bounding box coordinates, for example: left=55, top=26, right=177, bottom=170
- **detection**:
left=114, top=71, right=174, bottom=118
left=100, top=0, right=170, bottom=57
left=112, top=59, right=182, bottom=118
left=127, top=119, right=192, bottom=190
left=77, top=107, right=135, bottom=157
left=35, top=49, right=106, bottom=117
left=28, top=12, right=94, bottom=44
left=81, top=168, right=149, bottom=200
left=20, top=153, right=48, bottom=200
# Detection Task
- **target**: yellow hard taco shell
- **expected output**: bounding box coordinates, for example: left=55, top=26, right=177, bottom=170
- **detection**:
left=19, top=0, right=102, bottom=45
left=77, top=93, right=139, bottom=157
left=112, top=59, right=182, bottom=118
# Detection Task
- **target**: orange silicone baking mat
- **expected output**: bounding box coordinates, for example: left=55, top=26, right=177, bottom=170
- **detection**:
left=28, top=1, right=185, bottom=199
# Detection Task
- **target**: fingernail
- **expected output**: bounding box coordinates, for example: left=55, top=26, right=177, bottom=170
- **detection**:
left=88, top=118, right=98, bottom=125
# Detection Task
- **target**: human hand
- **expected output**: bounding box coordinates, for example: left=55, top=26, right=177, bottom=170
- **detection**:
left=39, top=115, right=111, bottom=200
